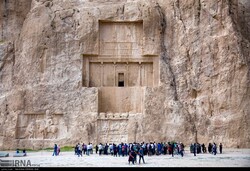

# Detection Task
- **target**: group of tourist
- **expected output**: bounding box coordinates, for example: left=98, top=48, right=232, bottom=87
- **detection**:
left=52, top=141, right=223, bottom=165
left=67, top=141, right=223, bottom=164
left=190, top=142, right=223, bottom=156
left=74, top=143, right=93, bottom=157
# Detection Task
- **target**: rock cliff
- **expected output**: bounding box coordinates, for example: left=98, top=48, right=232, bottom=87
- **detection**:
left=0, top=0, right=249, bottom=149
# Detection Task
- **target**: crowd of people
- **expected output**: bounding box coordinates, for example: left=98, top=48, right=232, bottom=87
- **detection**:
left=58, top=141, right=223, bottom=165
left=190, top=142, right=223, bottom=156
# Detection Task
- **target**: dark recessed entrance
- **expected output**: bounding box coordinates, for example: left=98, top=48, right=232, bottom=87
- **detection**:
left=118, top=73, right=124, bottom=87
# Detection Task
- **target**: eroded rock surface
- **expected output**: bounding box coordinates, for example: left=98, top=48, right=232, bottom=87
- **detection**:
left=0, top=0, right=249, bottom=149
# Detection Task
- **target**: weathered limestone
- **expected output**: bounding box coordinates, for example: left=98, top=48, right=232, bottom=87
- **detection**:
left=0, top=0, right=249, bottom=149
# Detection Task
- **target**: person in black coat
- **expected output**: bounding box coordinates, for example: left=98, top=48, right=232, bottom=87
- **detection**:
left=219, top=143, right=223, bottom=154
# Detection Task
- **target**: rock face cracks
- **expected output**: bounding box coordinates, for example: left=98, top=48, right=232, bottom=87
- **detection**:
left=0, top=0, right=249, bottom=149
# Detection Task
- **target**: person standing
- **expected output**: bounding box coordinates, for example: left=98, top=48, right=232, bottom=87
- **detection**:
left=77, top=143, right=82, bottom=157
left=98, top=143, right=103, bottom=155
left=113, top=144, right=118, bottom=157
left=219, top=143, right=223, bottom=154
left=52, top=144, right=58, bottom=156
left=179, top=143, right=184, bottom=157
left=138, top=147, right=145, bottom=164
left=171, top=143, right=175, bottom=157
left=128, top=151, right=135, bottom=165
left=95, top=144, right=98, bottom=154
left=87, top=143, right=90, bottom=156
left=57, top=145, right=60, bottom=156
left=193, top=143, right=197, bottom=156
left=212, top=143, right=217, bottom=155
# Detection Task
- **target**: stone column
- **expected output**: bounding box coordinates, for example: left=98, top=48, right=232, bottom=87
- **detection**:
left=139, top=62, right=142, bottom=86
left=126, top=62, right=129, bottom=87
left=100, top=62, right=103, bottom=87
left=114, top=62, right=116, bottom=87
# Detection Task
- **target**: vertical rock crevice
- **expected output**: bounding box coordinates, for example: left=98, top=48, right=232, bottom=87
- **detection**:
left=156, top=2, right=198, bottom=142
left=159, top=1, right=203, bottom=142
left=155, top=3, right=178, bottom=101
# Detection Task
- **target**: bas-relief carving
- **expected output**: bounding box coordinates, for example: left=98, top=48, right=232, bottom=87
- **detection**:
left=23, top=119, right=36, bottom=139
left=97, top=119, right=128, bottom=144
left=43, top=110, right=59, bottom=139
left=17, top=110, right=65, bottom=140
